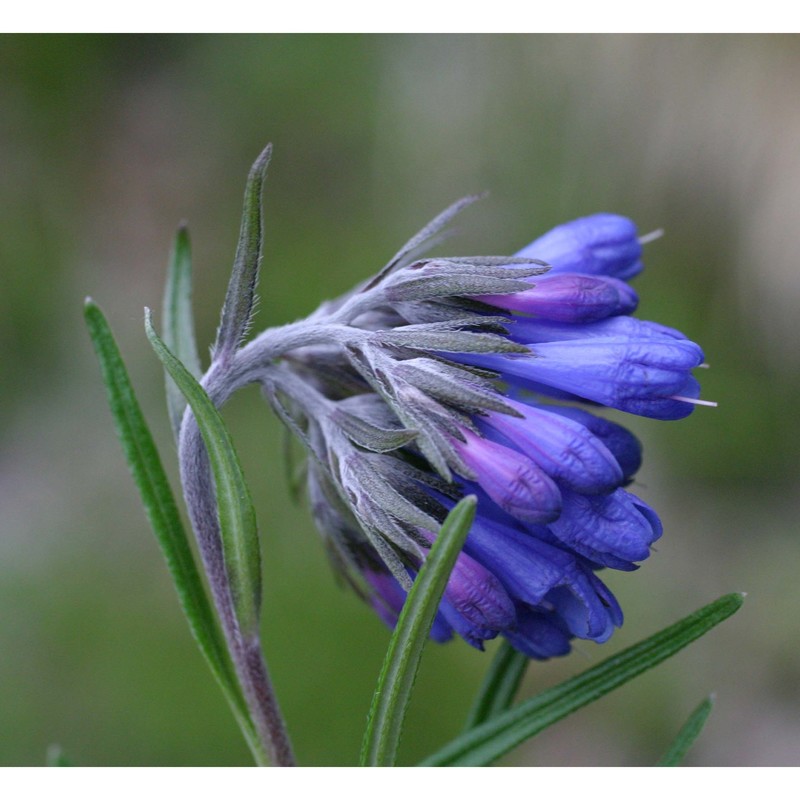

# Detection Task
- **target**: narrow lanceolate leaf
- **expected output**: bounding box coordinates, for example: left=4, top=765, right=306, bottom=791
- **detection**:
left=214, top=143, right=272, bottom=365
left=83, top=300, right=258, bottom=756
left=162, top=224, right=202, bottom=441
left=360, top=496, right=477, bottom=767
left=145, top=308, right=262, bottom=637
left=656, top=694, right=715, bottom=766
left=464, top=640, right=530, bottom=730
left=420, top=593, right=744, bottom=766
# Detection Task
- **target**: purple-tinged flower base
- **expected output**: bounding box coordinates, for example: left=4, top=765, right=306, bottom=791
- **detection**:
left=418, top=532, right=517, bottom=633
left=449, top=428, right=561, bottom=523
left=364, top=569, right=454, bottom=643
left=476, top=273, right=639, bottom=323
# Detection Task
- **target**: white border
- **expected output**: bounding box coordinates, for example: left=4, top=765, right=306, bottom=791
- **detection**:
left=3, top=3, right=800, bottom=34
left=0, top=766, right=793, bottom=798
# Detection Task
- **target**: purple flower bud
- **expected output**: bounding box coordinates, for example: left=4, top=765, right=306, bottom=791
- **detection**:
left=463, top=510, right=574, bottom=607
left=449, top=428, right=562, bottom=523
left=364, top=569, right=453, bottom=643
left=523, top=336, right=705, bottom=419
left=437, top=598, right=500, bottom=651
left=515, top=213, right=643, bottom=281
left=502, top=607, right=573, bottom=659
left=507, top=315, right=689, bottom=345
left=545, top=568, right=620, bottom=642
left=549, top=489, right=662, bottom=570
left=444, top=552, right=518, bottom=632
left=544, top=405, right=643, bottom=482
left=418, top=529, right=517, bottom=633
left=478, top=397, right=624, bottom=494
left=475, top=273, right=639, bottom=323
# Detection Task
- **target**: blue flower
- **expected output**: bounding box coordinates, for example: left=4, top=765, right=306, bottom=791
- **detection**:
left=515, top=213, right=644, bottom=280
left=475, top=272, right=639, bottom=323
left=456, top=325, right=704, bottom=420
left=253, top=204, right=711, bottom=659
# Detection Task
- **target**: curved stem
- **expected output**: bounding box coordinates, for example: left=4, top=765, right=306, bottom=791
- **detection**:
left=235, top=320, right=368, bottom=374
left=178, top=365, right=296, bottom=766
left=177, top=318, right=372, bottom=765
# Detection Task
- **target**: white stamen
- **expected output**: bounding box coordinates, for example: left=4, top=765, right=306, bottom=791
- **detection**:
left=697, top=362, right=710, bottom=369
left=671, top=395, right=718, bottom=407
left=638, top=228, right=664, bottom=245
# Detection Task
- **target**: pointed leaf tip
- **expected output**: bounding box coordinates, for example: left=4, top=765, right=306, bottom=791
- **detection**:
left=213, top=144, right=274, bottom=365
left=656, top=694, right=716, bottom=766
left=162, top=225, right=202, bottom=439
left=253, top=142, right=273, bottom=169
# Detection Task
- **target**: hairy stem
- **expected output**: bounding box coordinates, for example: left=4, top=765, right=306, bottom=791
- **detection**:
left=178, top=366, right=295, bottom=766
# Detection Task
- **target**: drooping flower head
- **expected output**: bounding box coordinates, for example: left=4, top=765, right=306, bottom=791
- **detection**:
left=236, top=200, right=711, bottom=659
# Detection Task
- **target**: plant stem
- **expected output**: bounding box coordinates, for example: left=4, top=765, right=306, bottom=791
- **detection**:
left=175, top=321, right=371, bottom=765
left=242, top=636, right=295, bottom=767
left=179, top=380, right=295, bottom=766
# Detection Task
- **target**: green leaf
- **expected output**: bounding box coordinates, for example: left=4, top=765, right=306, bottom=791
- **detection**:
left=463, top=640, right=529, bottom=730
left=420, top=592, right=744, bottom=766
left=162, top=224, right=202, bottom=441
left=214, top=143, right=272, bottom=365
left=360, top=496, right=477, bottom=767
left=145, top=308, right=262, bottom=637
left=84, top=299, right=260, bottom=759
left=656, top=694, right=715, bottom=766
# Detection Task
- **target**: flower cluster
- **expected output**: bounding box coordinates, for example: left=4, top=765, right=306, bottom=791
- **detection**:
left=238, top=203, right=709, bottom=659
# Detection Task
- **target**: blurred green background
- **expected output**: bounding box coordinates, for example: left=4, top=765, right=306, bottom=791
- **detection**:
left=1, top=34, right=798, bottom=766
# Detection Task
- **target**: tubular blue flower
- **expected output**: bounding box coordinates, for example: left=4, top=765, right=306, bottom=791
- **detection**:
left=548, top=489, right=663, bottom=571
left=515, top=213, right=644, bottom=280
left=448, top=428, right=562, bottom=523
left=475, top=273, right=639, bottom=323
left=503, top=607, right=573, bottom=659
left=543, top=404, right=643, bottom=483
left=454, top=327, right=705, bottom=420
left=416, top=529, right=517, bottom=633
left=475, top=397, right=624, bottom=494
left=225, top=195, right=712, bottom=661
